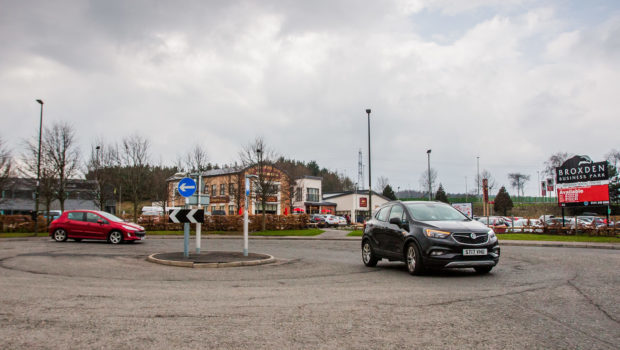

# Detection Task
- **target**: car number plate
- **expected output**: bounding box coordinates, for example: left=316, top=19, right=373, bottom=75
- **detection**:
left=463, top=248, right=487, bottom=256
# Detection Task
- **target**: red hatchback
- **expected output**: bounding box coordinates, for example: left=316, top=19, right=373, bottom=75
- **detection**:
left=49, top=210, right=146, bottom=244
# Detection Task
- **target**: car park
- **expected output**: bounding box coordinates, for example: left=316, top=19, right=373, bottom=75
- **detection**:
left=509, top=218, right=543, bottom=233
left=362, top=201, right=500, bottom=275
left=476, top=216, right=509, bottom=233
left=49, top=210, right=146, bottom=244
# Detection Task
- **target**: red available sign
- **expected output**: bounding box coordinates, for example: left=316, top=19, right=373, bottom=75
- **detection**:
left=558, top=184, right=610, bottom=204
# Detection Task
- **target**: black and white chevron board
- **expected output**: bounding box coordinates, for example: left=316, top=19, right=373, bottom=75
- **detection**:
left=168, top=209, right=204, bottom=223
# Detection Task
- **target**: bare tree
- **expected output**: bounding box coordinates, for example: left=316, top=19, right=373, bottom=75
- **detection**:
left=239, top=137, right=281, bottom=231
left=43, top=122, right=80, bottom=211
left=376, top=176, right=390, bottom=192
left=184, top=144, right=209, bottom=173
left=419, top=168, right=438, bottom=198
left=120, top=134, right=151, bottom=222
left=606, top=149, right=620, bottom=168
left=21, top=136, right=56, bottom=223
left=85, top=140, right=119, bottom=211
left=0, top=136, right=12, bottom=205
left=475, top=169, right=496, bottom=193
left=508, top=173, right=531, bottom=198
left=544, top=152, right=571, bottom=178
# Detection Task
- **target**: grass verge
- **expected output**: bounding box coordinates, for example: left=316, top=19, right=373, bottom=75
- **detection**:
left=0, top=232, right=48, bottom=238
left=347, top=230, right=363, bottom=237
left=498, top=233, right=620, bottom=243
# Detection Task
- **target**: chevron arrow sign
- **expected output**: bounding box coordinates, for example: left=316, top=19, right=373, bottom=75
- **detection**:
left=168, top=209, right=205, bottom=223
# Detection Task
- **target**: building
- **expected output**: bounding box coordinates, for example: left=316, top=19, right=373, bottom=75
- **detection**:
left=323, top=190, right=390, bottom=223
left=292, top=176, right=337, bottom=214
left=168, top=165, right=292, bottom=215
left=0, top=178, right=99, bottom=215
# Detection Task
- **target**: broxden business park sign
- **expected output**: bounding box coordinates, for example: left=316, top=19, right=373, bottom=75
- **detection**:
left=555, top=155, right=609, bottom=207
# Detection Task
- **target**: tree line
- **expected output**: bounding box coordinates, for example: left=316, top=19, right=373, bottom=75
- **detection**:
left=0, top=126, right=356, bottom=223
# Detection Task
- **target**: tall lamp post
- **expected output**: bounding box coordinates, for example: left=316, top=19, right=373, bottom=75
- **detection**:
left=243, top=174, right=258, bottom=256
left=34, top=99, right=44, bottom=234
left=95, top=146, right=101, bottom=209
left=365, top=109, right=372, bottom=218
left=426, top=149, right=432, bottom=201
left=476, top=156, right=480, bottom=200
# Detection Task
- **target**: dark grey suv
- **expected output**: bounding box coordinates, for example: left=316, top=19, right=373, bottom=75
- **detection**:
left=362, top=201, right=500, bottom=275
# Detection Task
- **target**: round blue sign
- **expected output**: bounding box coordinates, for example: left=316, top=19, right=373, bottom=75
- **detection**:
left=178, top=177, right=197, bottom=197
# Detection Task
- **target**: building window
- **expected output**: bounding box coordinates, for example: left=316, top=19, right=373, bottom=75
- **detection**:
left=211, top=184, right=216, bottom=197
left=229, top=183, right=235, bottom=196
left=211, top=205, right=216, bottom=213
left=220, top=184, right=226, bottom=196
left=295, top=187, right=302, bottom=202
left=229, top=205, right=236, bottom=214
left=307, top=188, right=319, bottom=202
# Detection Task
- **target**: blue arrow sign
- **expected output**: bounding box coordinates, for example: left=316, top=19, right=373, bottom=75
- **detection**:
left=178, top=177, right=197, bottom=197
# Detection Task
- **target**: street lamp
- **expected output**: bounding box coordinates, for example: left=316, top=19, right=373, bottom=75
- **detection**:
left=426, top=149, right=432, bottom=201
left=365, top=109, right=372, bottom=218
left=95, top=146, right=101, bottom=209
left=243, top=173, right=259, bottom=256
left=477, top=156, right=480, bottom=200
left=34, top=99, right=44, bottom=234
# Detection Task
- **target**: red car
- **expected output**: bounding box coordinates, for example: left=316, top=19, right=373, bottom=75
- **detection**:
left=49, top=210, right=146, bottom=244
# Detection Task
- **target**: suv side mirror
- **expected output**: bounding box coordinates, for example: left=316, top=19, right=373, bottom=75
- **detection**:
left=389, top=217, right=402, bottom=227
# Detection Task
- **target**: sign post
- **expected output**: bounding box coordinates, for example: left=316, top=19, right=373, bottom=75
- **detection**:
left=177, top=177, right=197, bottom=258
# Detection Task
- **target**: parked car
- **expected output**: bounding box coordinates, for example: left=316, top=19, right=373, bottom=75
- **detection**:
left=49, top=210, right=146, bottom=244
left=336, top=216, right=347, bottom=226
left=362, top=201, right=500, bottom=275
left=323, top=215, right=341, bottom=227
left=309, top=214, right=326, bottom=227
left=138, top=211, right=162, bottom=224
left=509, top=218, right=543, bottom=233
left=476, top=216, right=509, bottom=233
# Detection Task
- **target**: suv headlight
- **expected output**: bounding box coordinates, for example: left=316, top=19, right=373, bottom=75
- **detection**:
left=488, top=229, right=497, bottom=243
left=425, top=229, right=451, bottom=239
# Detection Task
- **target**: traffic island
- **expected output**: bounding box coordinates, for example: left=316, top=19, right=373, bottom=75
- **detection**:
left=147, top=251, right=276, bottom=268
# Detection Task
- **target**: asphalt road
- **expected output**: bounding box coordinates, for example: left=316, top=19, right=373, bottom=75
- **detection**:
left=0, top=237, right=618, bottom=349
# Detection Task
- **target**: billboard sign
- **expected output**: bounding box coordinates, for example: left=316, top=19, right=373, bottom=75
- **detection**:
left=555, top=155, right=608, bottom=184
left=555, top=155, right=610, bottom=207
left=452, top=203, right=473, bottom=219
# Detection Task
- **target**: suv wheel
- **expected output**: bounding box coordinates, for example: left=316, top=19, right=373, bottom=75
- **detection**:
left=405, top=242, right=424, bottom=275
left=362, top=240, right=378, bottom=267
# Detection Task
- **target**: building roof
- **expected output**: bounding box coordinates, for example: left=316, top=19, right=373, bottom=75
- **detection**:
left=322, top=190, right=390, bottom=201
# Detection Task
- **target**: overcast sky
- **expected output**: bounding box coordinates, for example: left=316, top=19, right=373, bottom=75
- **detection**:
left=1, top=0, right=619, bottom=196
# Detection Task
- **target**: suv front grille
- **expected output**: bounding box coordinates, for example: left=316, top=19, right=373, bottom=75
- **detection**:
left=452, top=232, right=488, bottom=245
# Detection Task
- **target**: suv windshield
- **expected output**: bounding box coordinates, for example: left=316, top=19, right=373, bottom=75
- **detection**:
left=405, top=203, right=469, bottom=221
left=97, top=211, right=125, bottom=222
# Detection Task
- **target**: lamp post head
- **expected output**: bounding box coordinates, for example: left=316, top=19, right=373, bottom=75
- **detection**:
left=96, top=146, right=101, bottom=150
left=36, top=99, right=43, bottom=105
left=365, top=109, right=371, bottom=114
left=427, top=149, right=431, bottom=154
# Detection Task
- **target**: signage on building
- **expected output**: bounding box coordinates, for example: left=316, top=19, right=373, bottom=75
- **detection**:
left=359, top=197, right=367, bottom=207
left=210, top=196, right=229, bottom=204
left=555, top=155, right=610, bottom=207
